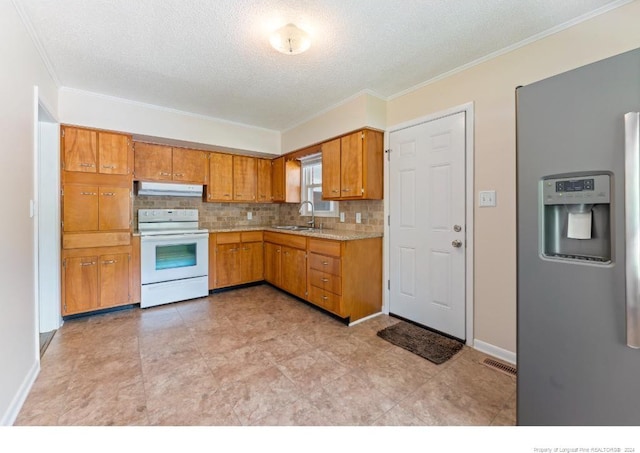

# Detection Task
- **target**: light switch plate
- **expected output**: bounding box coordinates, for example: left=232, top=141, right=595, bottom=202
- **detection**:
left=479, top=190, right=496, bottom=207
left=340, top=212, right=345, bottom=222
left=355, top=213, right=362, bottom=223
left=247, top=212, right=252, bottom=220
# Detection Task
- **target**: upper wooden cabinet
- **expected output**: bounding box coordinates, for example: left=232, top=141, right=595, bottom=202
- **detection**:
left=257, top=158, right=272, bottom=203
left=321, top=129, right=383, bottom=200
left=207, top=152, right=233, bottom=202
left=207, top=153, right=267, bottom=203
left=134, top=142, right=207, bottom=184
left=271, top=156, right=301, bottom=203
left=233, top=155, right=257, bottom=202
left=172, top=148, right=208, bottom=184
left=62, top=126, right=132, bottom=176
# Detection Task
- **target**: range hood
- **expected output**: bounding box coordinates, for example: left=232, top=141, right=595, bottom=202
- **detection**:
left=137, top=181, right=203, bottom=197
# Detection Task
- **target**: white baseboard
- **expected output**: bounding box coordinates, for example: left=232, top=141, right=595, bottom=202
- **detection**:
left=1, top=360, right=40, bottom=426
left=473, top=339, right=517, bottom=365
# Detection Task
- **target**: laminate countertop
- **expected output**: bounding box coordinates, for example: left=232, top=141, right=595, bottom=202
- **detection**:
left=207, top=226, right=382, bottom=241
left=133, top=226, right=382, bottom=241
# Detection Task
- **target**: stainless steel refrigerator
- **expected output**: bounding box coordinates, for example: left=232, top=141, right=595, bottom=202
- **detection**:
left=516, top=48, right=640, bottom=425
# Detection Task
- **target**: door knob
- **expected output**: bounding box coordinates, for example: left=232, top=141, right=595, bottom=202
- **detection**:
left=453, top=225, right=462, bottom=232
left=452, top=240, right=462, bottom=248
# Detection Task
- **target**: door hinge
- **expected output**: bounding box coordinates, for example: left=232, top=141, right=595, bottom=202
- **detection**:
left=361, top=131, right=365, bottom=139
left=388, top=280, right=390, bottom=290
left=385, top=149, right=391, bottom=161
left=61, top=128, right=65, bottom=138
left=61, top=220, right=64, bottom=229
left=62, top=259, right=66, bottom=268
left=60, top=188, right=64, bottom=196
left=387, top=215, right=390, bottom=226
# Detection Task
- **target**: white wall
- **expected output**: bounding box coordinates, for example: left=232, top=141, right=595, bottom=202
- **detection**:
left=281, top=91, right=387, bottom=152
left=0, top=0, right=58, bottom=425
left=386, top=0, right=640, bottom=354
left=59, top=88, right=281, bottom=156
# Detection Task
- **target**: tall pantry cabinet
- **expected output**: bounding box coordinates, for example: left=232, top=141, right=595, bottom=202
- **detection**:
left=60, top=125, right=134, bottom=316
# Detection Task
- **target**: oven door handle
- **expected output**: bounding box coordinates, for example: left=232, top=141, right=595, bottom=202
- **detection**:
left=140, top=232, right=209, bottom=243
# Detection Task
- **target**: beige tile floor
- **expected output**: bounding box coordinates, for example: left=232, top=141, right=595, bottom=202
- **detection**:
left=16, top=284, right=516, bottom=426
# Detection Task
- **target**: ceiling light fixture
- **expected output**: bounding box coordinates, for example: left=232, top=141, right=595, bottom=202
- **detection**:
left=269, top=23, right=311, bottom=55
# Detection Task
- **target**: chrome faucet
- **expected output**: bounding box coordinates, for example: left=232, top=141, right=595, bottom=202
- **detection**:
left=299, top=200, right=315, bottom=229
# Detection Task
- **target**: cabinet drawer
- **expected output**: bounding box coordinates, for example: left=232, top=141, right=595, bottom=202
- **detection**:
left=241, top=231, right=263, bottom=242
left=309, top=269, right=342, bottom=295
left=263, top=231, right=306, bottom=250
left=309, top=253, right=341, bottom=275
left=308, top=285, right=343, bottom=316
left=308, top=238, right=341, bottom=257
left=216, top=232, right=241, bottom=244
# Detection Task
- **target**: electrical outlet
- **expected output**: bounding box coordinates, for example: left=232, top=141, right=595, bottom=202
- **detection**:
left=339, top=212, right=345, bottom=222
left=247, top=212, right=252, bottom=220
left=355, top=212, right=361, bottom=223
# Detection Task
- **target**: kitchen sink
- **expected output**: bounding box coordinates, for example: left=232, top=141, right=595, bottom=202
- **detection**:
left=274, top=225, right=315, bottom=231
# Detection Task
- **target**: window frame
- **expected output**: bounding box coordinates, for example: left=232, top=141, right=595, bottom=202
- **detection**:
left=299, top=153, right=339, bottom=218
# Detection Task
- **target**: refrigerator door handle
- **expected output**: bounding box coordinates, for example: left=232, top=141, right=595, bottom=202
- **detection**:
left=625, top=112, right=640, bottom=349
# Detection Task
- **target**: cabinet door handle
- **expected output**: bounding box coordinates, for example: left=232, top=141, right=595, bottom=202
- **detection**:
left=101, top=192, right=116, bottom=196
left=322, top=261, right=329, bottom=266
left=321, top=296, right=329, bottom=301
left=80, top=261, right=96, bottom=266
left=331, top=189, right=339, bottom=193
left=160, top=172, right=171, bottom=176
left=321, top=278, right=329, bottom=282
left=174, top=173, right=183, bottom=177
left=79, top=163, right=95, bottom=168
left=101, top=165, right=115, bottom=169
left=242, top=247, right=250, bottom=251
left=102, top=259, right=117, bottom=264
left=80, top=192, right=97, bottom=196
left=342, top=188, right=351, bottom=192
left=224, top=194, right=231, bottom=197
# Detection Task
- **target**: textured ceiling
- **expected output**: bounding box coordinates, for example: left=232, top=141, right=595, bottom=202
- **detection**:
left=17, top=0, right=624, bottom=131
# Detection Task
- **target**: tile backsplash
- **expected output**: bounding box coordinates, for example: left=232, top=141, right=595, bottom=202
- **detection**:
left=133, top=196, right=384, bottom=233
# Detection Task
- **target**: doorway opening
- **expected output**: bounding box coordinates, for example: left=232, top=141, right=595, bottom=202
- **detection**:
left=34, top=87, right=61, bottom=357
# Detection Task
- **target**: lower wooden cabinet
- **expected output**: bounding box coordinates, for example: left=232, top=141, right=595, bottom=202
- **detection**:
left=210, top=229, right=382, bottom=323
left=263, top=232, right=307, bottom=299
left=306, top=237, right=382, bottom=322
left=62, top=245, right=132, bottom=316
left=213, top=231, right=264, bottom=289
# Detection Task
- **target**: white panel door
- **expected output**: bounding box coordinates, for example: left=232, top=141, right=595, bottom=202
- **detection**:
left=389, top=112, right=466, bottom=339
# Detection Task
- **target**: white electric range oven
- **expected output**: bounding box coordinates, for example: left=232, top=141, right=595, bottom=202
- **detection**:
left=138, top=209, right=209, bottom=308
